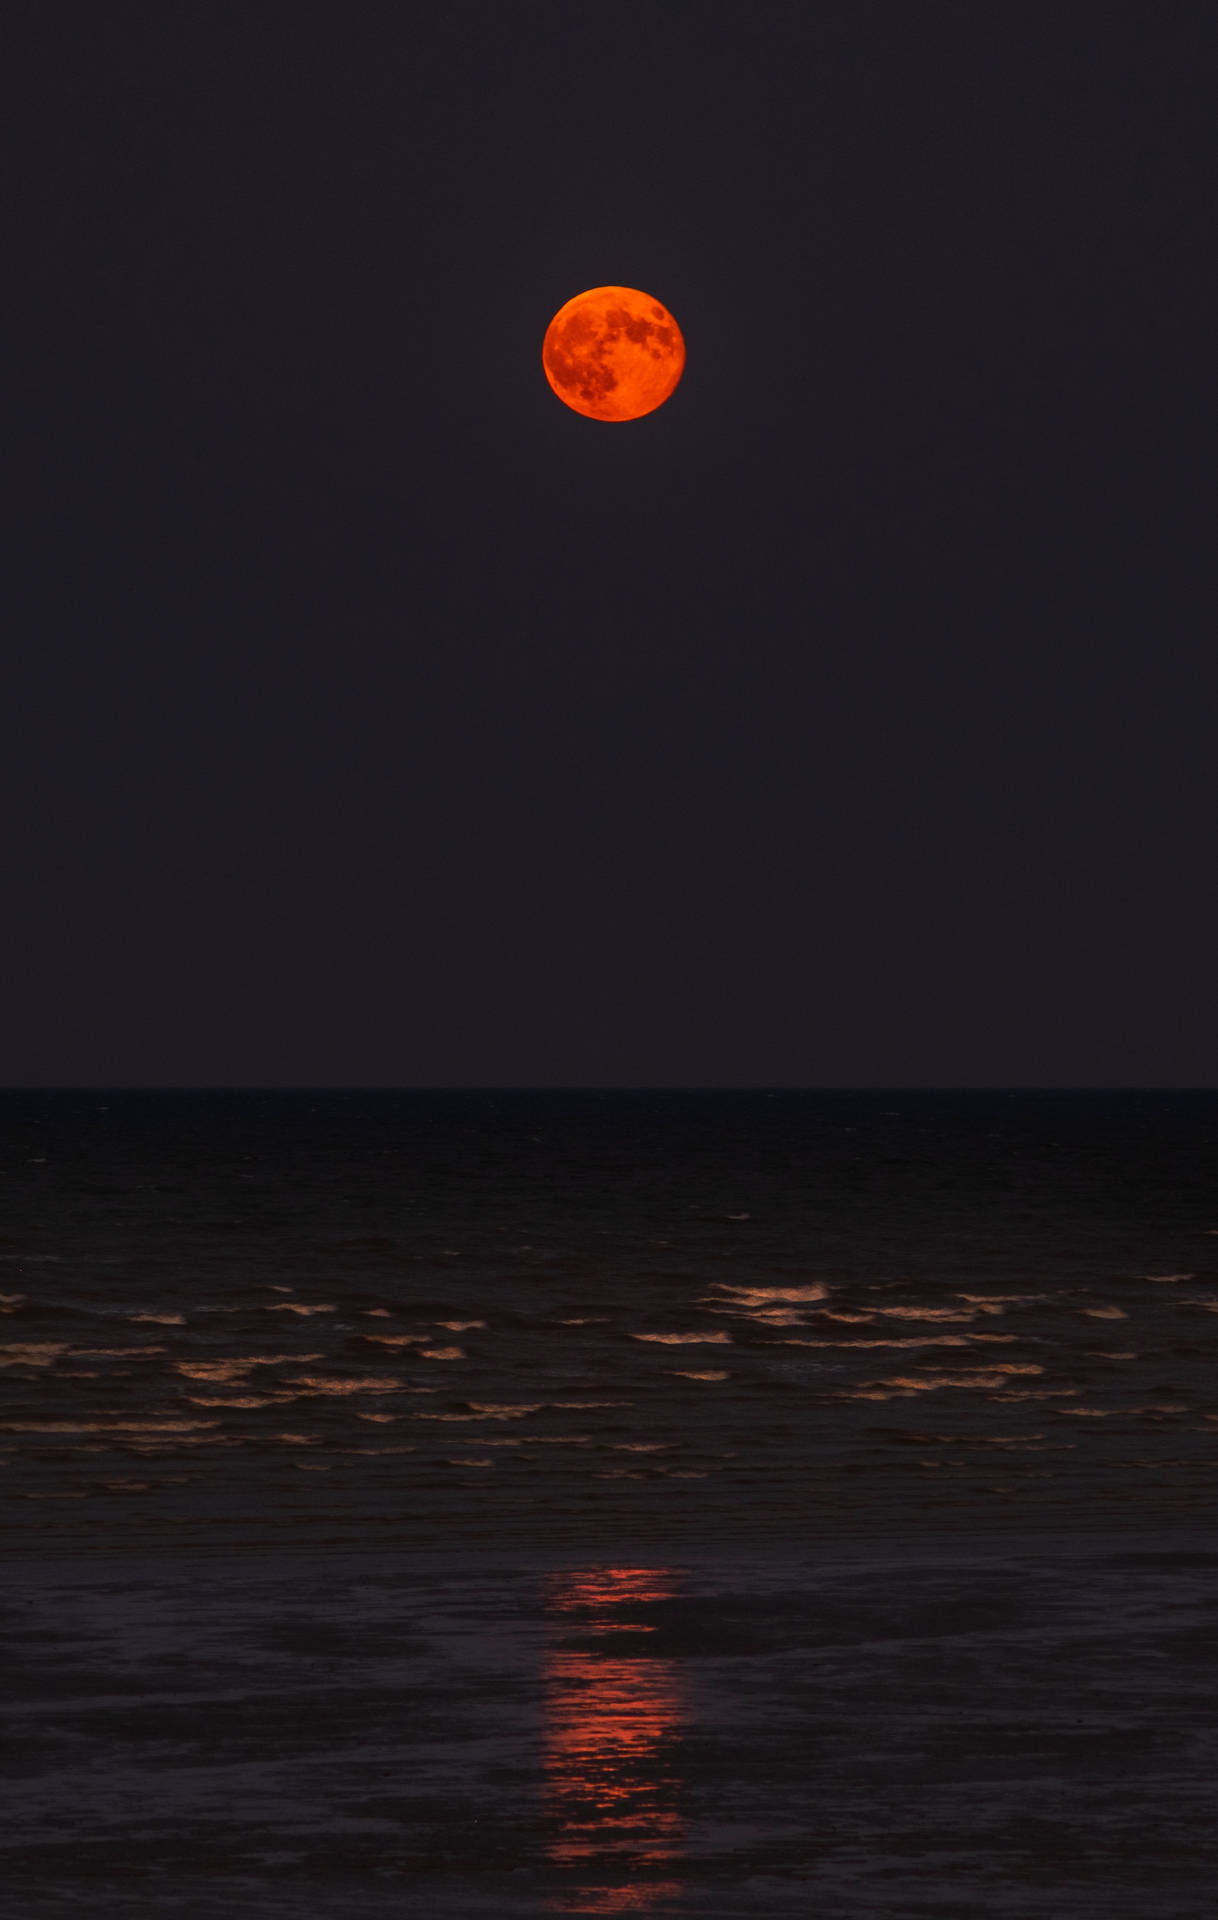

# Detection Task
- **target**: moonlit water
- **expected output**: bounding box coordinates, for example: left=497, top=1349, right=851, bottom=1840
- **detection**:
left=4, top=1089, right=1218, bottom=1547
left=3, top=1090, right=1218, bottom=1915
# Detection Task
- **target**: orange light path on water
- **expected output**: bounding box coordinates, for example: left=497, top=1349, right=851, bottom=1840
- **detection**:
left=543, top=1568, right=684, bottom=1912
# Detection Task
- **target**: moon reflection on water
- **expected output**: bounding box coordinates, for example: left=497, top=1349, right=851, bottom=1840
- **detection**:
left=543, top=1567, right=685, bottom=1912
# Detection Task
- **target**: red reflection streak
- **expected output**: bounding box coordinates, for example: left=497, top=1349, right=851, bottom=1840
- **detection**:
left=544, top=1570, right=685, bottom=1911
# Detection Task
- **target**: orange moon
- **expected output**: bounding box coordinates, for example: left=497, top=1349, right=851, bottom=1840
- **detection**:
left=542, top=287, right=685, bottom=423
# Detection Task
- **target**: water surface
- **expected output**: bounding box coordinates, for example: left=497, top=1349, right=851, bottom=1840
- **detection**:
left=3, top=1090, right=1216, bottom=1913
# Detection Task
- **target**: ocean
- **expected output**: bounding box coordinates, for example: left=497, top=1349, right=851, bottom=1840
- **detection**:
left=3, top=1089, right=1217, bottom=1914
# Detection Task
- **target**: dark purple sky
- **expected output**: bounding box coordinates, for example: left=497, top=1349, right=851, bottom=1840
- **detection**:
left=5, top=3, right=1212, bottom=1085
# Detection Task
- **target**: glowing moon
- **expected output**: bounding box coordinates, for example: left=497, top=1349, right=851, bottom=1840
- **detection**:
left=542, top=286, right=685, bottom=423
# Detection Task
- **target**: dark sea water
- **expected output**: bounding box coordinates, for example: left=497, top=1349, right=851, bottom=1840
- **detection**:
left=3, top=1090, right=1218, bottom=1915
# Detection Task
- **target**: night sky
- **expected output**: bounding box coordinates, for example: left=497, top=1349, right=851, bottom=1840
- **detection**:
left=6, top=4, right=1212, bottom=1086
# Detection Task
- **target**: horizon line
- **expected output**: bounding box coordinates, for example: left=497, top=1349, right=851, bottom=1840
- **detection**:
left=2, top=1084, right=1216, bottom=1096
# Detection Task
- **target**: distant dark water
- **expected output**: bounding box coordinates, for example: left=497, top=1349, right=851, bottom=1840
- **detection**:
left=3, top=1088, right=1217, bottom=1551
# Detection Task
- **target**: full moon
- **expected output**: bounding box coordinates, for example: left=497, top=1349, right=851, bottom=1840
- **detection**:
left=542, top=286, right=685, bottom=423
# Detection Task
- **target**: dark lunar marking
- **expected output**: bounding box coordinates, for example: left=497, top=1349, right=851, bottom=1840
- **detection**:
left=604, top=306, right=656, bottom=347
left=545, top=314, right=619, bottom=403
